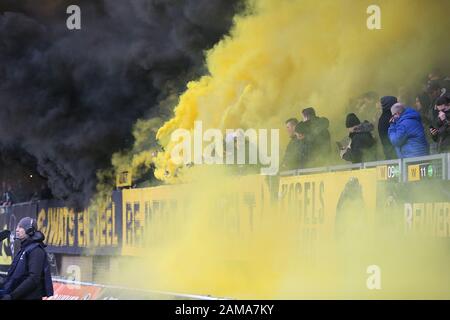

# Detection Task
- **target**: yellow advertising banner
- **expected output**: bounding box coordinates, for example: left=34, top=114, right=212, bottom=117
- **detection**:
left=278, top=169, right=377, bottom=242
left=121, top=184, right=185, bottom=256
left=121, top=175, right=272, bottom=256
left=35, top=198, right=121, bottom=254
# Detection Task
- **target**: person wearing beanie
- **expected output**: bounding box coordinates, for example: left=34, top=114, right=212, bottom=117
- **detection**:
left=378, top=96, right=398, bottom=160
left=346, top=113, right=361, bottom=128
left=0, top=217, right=53, bottom=300
left=341, top=113, right=377, bottom=163
left=388, top=103, right=429, bottom=158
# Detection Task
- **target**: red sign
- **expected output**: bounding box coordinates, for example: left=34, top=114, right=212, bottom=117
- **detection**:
left=45, top=282, right=103, bottom=300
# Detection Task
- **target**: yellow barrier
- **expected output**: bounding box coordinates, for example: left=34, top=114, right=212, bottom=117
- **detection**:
left=278, top=169, right=377, bottom=241
left=121, top=175, right=272, bottom=256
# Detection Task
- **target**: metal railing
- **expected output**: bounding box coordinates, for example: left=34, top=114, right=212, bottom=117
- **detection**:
left=279, top=152, right=450, bottom=183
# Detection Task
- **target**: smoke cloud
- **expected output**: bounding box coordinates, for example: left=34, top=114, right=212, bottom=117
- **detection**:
left=0, top=0, right=241, bottom=208
left=154, top=0, right=450, bottom=180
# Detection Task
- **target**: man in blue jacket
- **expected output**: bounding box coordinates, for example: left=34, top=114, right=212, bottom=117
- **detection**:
left=388, top=103, right=429, bottom=158
left=0, top=217, right=53, bottom=300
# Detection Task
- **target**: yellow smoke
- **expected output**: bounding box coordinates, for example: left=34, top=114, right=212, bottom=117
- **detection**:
left=106, top=167, right=450, bottom=299
left=155, top=0, right=450, bottom=179
left=101, top=0, right=450, bottom=299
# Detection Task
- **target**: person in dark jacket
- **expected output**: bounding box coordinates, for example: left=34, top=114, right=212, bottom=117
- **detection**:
left=388, top=103, right=429, bottom=158
left=1, top=185, right=15, bottom=206
left=415, top=92, right=432, bottom=126
left=292, top=121, right=310, bottom=169
left=378, top=96, right=398, bottom=160
left=341, top=113, right=377, bottom=163
left=425, top=81, right=446, bottom=126
left=0, top=217, right=53, bottom=300
left=427, top=68, right=450, bottom=93
left=281, top=118, right=302, bottom=170
left=301, top=107, right=331, bottom=166
left=430, top=96, right=450, bottom=153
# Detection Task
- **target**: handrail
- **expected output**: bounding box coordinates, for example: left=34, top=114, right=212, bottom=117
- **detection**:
left=279, top=152, right=450, bottom=181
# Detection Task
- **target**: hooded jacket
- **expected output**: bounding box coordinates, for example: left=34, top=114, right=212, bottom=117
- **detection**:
left=281, top=137, right=303, bottom=170
left=388, top=107, right=429, bottom=158
left=303, top=116, right=331, bottom=167
left=343, top=121, right=377, bottom=163
left=378, top=96, right=398, bottom=160
left=2, top=231, right=53, bottom=300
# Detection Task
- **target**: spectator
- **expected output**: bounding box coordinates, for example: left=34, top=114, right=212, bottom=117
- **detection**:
left=378, top=96, right=398, bottom=160
left=388, top=103, right=429, bottom=158
left=1, top=186, right=15, bottom=206
left=425, top=81, right=445, bottom=124
left=415, top=92, right=432, bottom=123
left=301, top=107, right=331, bottom=166
left=29, top=191, right=39, bottom=203
left=427, top=69, right=450, bottom=93
left=281, top=118, right=302, bottom=170
left=354, top=91, right=380, bottom=125
left=341, top=113, right=377, bottom=163
left=293, top=121, right=310, bottom=168
left=430, top=96, right=450, bottom=153
left=39, top=184, right=53, bottom=200
left=0, top=217, right=53, bottom=300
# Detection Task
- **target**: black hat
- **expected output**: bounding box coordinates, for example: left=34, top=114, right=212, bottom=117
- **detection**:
left=346, top=113, right=361, bottom=128
left=380, top=96, right=398, bottom=111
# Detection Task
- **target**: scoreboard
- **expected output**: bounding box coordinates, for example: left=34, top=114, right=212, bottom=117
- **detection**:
left=376, top=164, right=400, bottom=181
left=407, top=161, right=443, bottom=182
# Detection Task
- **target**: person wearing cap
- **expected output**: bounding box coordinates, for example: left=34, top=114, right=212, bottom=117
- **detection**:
left=0, top=217, right=53, bottom=300
left=340, top=113, right=377, bottom=163
left=430, top=96, right=450, bottom=153
left=388, top=103, right=429, bottom=159
left=378, top=96, right=398, bottom=160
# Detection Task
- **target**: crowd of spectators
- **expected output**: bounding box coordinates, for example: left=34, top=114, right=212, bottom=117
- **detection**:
left=0, top=183, right=53, bottom=207
left=282, top=70, right=450, bottom=171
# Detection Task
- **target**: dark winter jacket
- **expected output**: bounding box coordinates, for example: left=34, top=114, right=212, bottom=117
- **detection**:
left=281, top=137, right=303, bottom=170
left=431, top=109, right=450, bottom=153
left=343, top=121, right=377, bottom=163
left=303, top=116, right=331, bottom=166
left=388, top=108, right=429, bottom=158
left=1, top=231, right=53, bottom=300
left=378, top=96, right=398, bottom=160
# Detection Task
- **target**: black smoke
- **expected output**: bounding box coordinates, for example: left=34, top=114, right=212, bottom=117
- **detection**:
left=0, top=0, right=242, bottom=208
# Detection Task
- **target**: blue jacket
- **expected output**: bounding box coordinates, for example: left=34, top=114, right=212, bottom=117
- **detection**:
left=388, top=107, right=429, bottom=158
